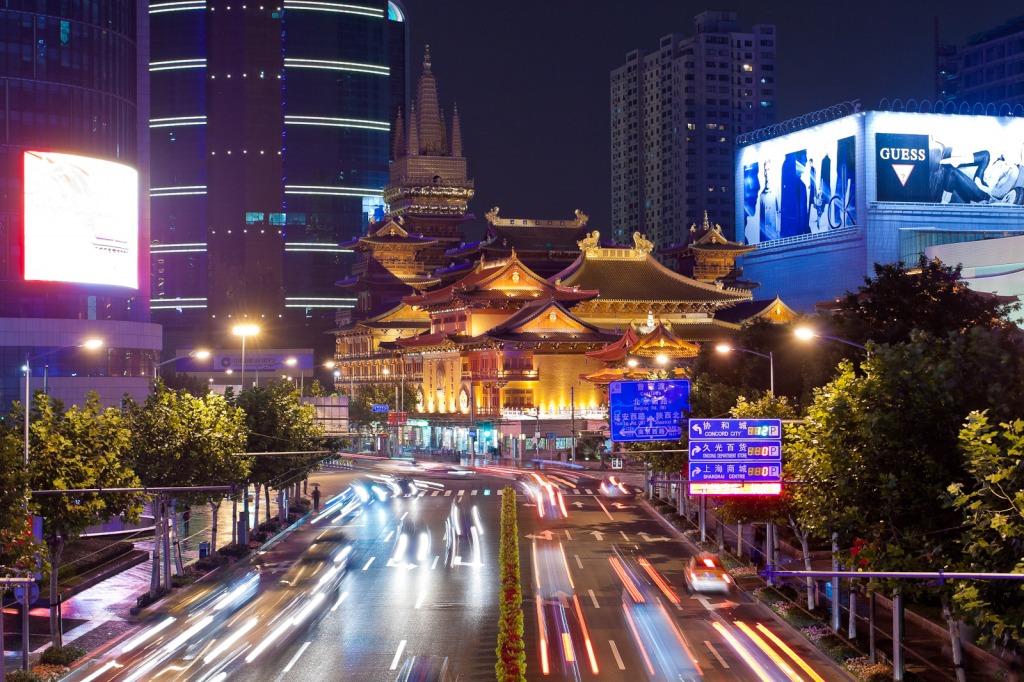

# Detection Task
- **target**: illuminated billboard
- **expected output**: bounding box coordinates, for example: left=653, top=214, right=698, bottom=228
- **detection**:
left=23, top=151, right=138, bottom=288
left=737, top=116, right=861, bottom=246
left=871, top=112, right=1024, bottom=206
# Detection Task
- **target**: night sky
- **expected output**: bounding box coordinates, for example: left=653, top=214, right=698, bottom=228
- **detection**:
left=406, top=1, right=1021, bottom=240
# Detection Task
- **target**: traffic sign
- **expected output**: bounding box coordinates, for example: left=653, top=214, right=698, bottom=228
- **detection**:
left=371, top=404, right=389, bottom=413
left=609, top=380, right=690, bottom=443
left=689, top=440, right=781, bottom=461
left=387, top=411, right=407, bottom=425
left=688, top=461, right=782, bottom=483
left=688, top=418, right=781, bottom=440
left=14, top=583, right=39, bottom=607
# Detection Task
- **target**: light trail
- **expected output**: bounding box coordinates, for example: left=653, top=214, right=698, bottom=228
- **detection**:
left=204, top=616, right=258, bottom=665
left=736, top=621, right=804, bottom=681
left=638, top=557, right=680, bottom=604
left=711, top=621, right=773, bottom=681
left=608, top=557, right=644, bottom=603
left=572, top=594, right=600, bottom=675
left=755, top=623, right=827, bottom=682
left=389, top=639, right=407, bottom=670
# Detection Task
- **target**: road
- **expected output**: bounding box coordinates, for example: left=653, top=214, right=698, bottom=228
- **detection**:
left=67, top=463, right=851, bottom=681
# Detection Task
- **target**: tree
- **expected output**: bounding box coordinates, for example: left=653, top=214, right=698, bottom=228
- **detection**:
left=125, top=381, right=248, bottom=573
left=949, top=412, right=1024, bottom=653
left=0, top=429, right=42, bottom=577
left=235, top=379, right=325, bottom=523
left=27, top=392, right=141, bottom=646
left=830, top=255, right=1018, bottom=347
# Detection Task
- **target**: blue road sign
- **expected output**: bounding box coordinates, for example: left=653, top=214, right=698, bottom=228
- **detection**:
left=688, top=461, right=782, bottom=483
left=371, top=404, right=389, bottom=413
left=689, top=440, right=782, bottom=461
left=688, top=418, right=781, bottom=440
left=609, top=380, right=690, bottom=443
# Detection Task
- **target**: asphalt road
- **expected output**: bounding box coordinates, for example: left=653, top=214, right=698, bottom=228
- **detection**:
left=66, top=463, right=852, bottom=681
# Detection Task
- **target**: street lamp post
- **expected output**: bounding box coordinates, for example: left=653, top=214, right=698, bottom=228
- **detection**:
left=153, top=349, right=211, bottom=378
left=24, top=338, right=104, bottom=467
left=794, top=327, right=867, bottom=351
left=232, top=324, right=260, bottom=388
left=715, top=344, right=775, bottom=396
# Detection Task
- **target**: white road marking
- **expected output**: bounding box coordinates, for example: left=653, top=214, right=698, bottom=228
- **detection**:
left=362, top=557, right=375, bottom=571
left=585, top=488, right=595, bottom=495
left=400, top=512, right=408, bottom=520
left=705, top=641, right=729, bottom=668
left=390, top=639, right=407, bottom=670
left=418, top=491, right=426, bottom=497
left=444, top=490, right=453, bottom=497
left=609, top=640, right=626, bottom=670
left=281, top=641, right=311, bottom=674
left=471, top=489, right=478, bottom=496
left=383, top=531, right=395, bottom=542
left=589, top=589, right=599, bottom=608
left=415, top=589, right=427, bottom=609
left=431, top=491, right=441, bottom=496
left=431, top=555, right=439, bottom=570
left=564, top=530, right=573, bottom=541
left=575, top=554, right=584, bottom=570
left=620, top=531, right=630, bottom=541
left=594, top=496, right=614, bottom=521
left=331, top=591, right=349, bottom=612
left=496, top=489, right=502, bottom=495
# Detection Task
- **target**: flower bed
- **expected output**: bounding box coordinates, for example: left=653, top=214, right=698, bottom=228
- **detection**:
left=495, top=487, right=526, bottom=682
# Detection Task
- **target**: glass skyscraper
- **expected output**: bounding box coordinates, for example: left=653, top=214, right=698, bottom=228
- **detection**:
left=149, top=0, right=407, bottom=357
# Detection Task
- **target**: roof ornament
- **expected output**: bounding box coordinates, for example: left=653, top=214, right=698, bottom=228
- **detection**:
left=632, top=231, right=655, bottom=254
left=485, top=206, right=500, bottom=224
left=577, top=230, right=601, bottom=255
left=574, top=209, right=589, bottom=227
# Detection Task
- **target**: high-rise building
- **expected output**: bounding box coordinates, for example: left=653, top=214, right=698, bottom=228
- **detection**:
left=951, top=15, right=1024, bottom=107
left=610, top=10, right=776, bottom=255
left=0, top=1, right=161, bottom=410
left=148, top=0, right=407, bottom=358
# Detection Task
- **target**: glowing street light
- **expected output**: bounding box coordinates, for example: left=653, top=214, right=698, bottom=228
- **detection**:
left=232, top=324, right=260, bottom=388
left=716, top=343, right=774, bottom=396
left=24, top=338, right=104, bottom=466
left=655, top=354, right=669, bottom=366
left=153, top=348, right=211, bottom=378
left=793, top=326, right=867, bottom=351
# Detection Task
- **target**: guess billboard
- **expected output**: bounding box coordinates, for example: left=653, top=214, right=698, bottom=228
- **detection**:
left=23, top=151, right=139, bottom=288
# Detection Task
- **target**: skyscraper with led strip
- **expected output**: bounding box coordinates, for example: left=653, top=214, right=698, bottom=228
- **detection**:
left=149, top=0, right=407, bottom=356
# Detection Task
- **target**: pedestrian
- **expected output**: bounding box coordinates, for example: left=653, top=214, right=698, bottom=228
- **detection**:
left=311, top=486, right=321, bottom=513
left=183, top=507, right=191, bottom=535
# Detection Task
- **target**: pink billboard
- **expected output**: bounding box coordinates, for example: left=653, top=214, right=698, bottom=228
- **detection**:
left=23, top=151, right=138, bottom=288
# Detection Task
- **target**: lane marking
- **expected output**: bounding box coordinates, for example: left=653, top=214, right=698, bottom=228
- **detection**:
left=705, top=641, right=729, bottom=668
left=431, top=555, right=439, bottom=570
left=594, top=496, right=614, bottom=521
left=282, top=641, right=311, bottom=674
left=565, top=530, right=573, bottom=541
left=415, top=588, right=427, bottom=609
left=383, top=530, right=395, bottom=542
left=390, top=639, right=407, bottom=670
left=471, top=489, right=478, bottom=496
left=418, top=491, right=426, bottom=497
left=620, top=531, right=630, bottom=541
left=575, top=554, right=584, bottom=570
left=457, top=489, right=464, bottom=496
left=431, top=491, right=440, bottom=496
left=400, top=512, right=408, bottom=520
left=496, top=489, right=502, bottom=495
left=485, top=489, right=492, bottom=496
left=362, top=557, right=375, bottom=571
left=331, top=591, right=349, bottom=612
left=589, top=589, right=599, bottom=608
left=444, top=490, right=453, bottom=497
left=585, top=488, right=594, bottom=495
left=608, top=640, right=626, bottom=670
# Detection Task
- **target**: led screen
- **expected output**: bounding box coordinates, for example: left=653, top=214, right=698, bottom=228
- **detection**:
left=871, top=112, right=1024, bottom=206
left=737, top=117, right=860, bottom=246
left=24, top=151, right=138, bottom=288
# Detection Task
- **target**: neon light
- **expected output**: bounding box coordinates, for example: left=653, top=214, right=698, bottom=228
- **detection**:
left=283, top=1, right=382, bottom=17
left=285, top=115, right=388, bottom=131
left=688, top=482, right=782, bottom=496
left=150, top=116, right=206, bottom=128
left=149, top=59, right=206, bottom=71
left=151, top=185, right=208, bottom=197
left=150, top=1, right=204, bottom=14
left=152, top=243, right=206, bottom=250
left=150, top=247, right=206, bottom=254
left=284, top=184, right=383, bottom=197
left=284, top=58, right=387, bottom=76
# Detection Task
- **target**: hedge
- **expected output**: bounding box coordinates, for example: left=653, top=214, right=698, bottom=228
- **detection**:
left=495, top=487, right=526, bottom=681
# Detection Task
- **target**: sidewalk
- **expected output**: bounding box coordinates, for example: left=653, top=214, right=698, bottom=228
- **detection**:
left=656, top=492, right=1014, bottom=681
left=2, top=470, right=356, bottom=671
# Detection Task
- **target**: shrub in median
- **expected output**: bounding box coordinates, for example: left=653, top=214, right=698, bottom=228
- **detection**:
left=495, top=487, right=526, bottom=682
left=38, top=645, right=86, bottom=666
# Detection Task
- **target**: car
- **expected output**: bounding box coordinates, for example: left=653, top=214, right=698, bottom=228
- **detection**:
left=599, top=475, right=636, bottom=497
left=388, top=477, right=418, bottom=497
left=444, top=501, right=481, bottom=566
left=390, top=518, right=432, bottom=569
left=684, top=553, right=733, bottom=594
left=396, top=656, right=454, bottom=682
left=299, top=527, right=351, bottom=566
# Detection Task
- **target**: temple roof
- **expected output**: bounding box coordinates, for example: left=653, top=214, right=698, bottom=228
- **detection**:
left=483, top=299, right=619, bottom=343
left=627, top=322, right=701, bottom=358
left=553, top=232, right=752, bottom=307
left=714, top=296, right=800, bottom=325
left=585, top=326, right=640, bottom=362
left=404, top=251, right=599, bottom=309
left=479, top=207, right=592, bottom=253
left=331, top=302, right=430, bottom=335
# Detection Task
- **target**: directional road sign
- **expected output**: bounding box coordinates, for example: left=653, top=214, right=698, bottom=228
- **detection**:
left=687, top=418, right=783, bottom=494
left=689, top=440, right=781, bottom=461
left=609, top=379, right=690, bottom=443
left=688, top=418, right=781, bottom=440
left=371, top=404, right=389, bottom=413
left=688, top=461, right=782, bottom=483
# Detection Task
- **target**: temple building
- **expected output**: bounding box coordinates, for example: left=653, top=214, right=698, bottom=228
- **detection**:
left=337, top=47, right=474, bottom=326
left=445, top=207, right=593, bottom=278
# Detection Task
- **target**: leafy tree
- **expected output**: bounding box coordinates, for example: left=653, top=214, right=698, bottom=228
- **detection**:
left=347, top=381, right=415, bottom=453
left=830, top=255, right=1018, bottom=347
left=125, top=382, right=248, bottom=564
left=0, top=430, right=43, bottom=577
left=235, top=379, right=325, bottom=522
left=161, top=371, right=212, bottom=396
left=27, top=392, right=141, bottom=646
left=949, top=412, right=1024, bottom=653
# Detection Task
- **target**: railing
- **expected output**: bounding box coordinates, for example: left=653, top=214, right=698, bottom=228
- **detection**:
left=467, top=368, right=540, bottom=381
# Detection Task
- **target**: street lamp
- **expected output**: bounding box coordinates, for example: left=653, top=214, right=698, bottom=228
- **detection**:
left=232, top=324, right=260, bottom=388
left=24, top=338, right=104, bottom=466
left=153, top=349, right=210, bottom=378
left=794, top=326, right=867, bottom=351
left=716, top=343, right=775, bottom=396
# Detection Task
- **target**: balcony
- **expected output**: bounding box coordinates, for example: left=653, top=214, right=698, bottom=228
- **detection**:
left=467, top=368, right=540, bottom=381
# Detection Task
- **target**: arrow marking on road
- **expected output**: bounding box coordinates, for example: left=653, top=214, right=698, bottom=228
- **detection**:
left=573, top=502, right=584, bottom=508
left=611, top=503, right=633, bottom=510
left=692, top=594, right=739, bottom=611
left=638, top=532, right=670, bottom=542
left=591, top=531, right=604, bottom=541
left=526, top=530, right=554, bottom=541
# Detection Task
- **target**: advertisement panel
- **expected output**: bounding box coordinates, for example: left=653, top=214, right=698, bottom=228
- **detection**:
left=23, top=151, right=138, bottom=288
left=872, top=112, right=1024, bottom=206
left=738, top=117, right=860, bottom=246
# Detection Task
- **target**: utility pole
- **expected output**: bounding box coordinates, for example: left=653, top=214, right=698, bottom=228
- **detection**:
left=570, top=386, right=576, bottom=464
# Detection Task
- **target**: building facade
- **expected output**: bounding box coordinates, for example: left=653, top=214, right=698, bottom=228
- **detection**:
left=610, top=10, right=776, bottom=253
left=0, top=1, right=161, bottom=410
left=736, top=107, right=1024, bottom=311
left=938, top=15, right=1024, bottom=108
left=148, top=0, right=407, bottom=359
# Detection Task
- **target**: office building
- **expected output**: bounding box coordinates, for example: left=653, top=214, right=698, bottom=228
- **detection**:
left=0, top=1, right=161, bottom=410
left=610, top=10, right=776, bottom=254
left=938, top=15, right=1024, bottom=109
left=149, top=0, right=408, bottom=360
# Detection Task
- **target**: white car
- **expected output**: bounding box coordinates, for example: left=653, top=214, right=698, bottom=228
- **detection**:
left=685, top=554, right=733, bottom=594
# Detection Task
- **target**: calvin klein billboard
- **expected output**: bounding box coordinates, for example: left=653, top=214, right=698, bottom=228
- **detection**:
left=872, top=112, right=1024, bottom=206
left=737, top=117, right=860, bottom=246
